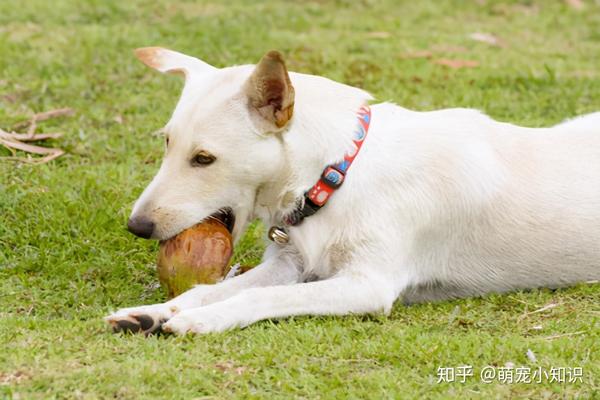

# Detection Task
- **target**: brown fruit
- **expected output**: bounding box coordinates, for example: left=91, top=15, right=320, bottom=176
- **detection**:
left=157, top=218, right=233, bottom=298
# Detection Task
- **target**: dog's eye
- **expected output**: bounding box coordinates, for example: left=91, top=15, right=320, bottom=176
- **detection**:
left=191, top=151, right=216, bottom=166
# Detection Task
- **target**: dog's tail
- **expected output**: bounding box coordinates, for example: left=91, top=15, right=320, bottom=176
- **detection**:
left=553, top=112, right=600, bottom=133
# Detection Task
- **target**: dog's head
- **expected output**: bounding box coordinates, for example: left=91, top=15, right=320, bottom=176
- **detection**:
left=127, top=48, right=295, bottom=241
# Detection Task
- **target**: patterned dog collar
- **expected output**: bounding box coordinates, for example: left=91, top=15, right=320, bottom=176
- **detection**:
left=269, top=105, right=372, bottom=244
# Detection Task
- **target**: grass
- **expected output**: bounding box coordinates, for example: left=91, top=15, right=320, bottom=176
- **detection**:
left=1, top=0, right=599, bottom=398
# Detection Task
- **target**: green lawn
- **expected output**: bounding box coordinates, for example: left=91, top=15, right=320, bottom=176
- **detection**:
left=1, top=0, right=599, bottom=398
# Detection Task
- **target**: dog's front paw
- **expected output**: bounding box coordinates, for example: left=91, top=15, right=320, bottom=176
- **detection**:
left=162, top=307, right=233, bottom=335
left=105, top=303, right=175, bottom=335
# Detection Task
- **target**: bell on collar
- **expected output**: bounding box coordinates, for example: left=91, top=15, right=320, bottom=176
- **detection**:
left=268, top=226, right=289, bottom=245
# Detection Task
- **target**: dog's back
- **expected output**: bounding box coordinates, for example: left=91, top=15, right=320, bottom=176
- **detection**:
left=361, top=107, right=600, bottom=303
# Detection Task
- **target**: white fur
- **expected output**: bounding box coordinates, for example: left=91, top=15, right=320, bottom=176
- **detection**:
left=107, top=49, right=600, bottom=334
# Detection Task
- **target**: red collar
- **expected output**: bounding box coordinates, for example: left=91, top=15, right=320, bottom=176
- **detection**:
left=269, top=105, right=372, bottom=244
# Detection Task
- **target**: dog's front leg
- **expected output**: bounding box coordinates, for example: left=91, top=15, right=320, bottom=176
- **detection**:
left=105, top=248, right=301, bottom=334
left=162, top=272, right=397, bottom=335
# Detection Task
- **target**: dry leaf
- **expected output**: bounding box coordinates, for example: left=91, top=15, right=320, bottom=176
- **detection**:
left=366, top=31, right=391, bottom=39
left=215, top=361, right=234, bottom=372
left=469, top=32, right=504, bottom=47
left=433, top=58, right=479, bottom=69
left=2, top=92, right=21, bottom=103
left=565, top=0, right=584, bottom=9
left=0, top=370, right=30, bottom=385
left=401, top=50, right=433, bottom=59
left=214, top=362, right=247, bottom=375
left=430, top=44, right=468, bottom=54
left=402, top=45, right=469, bottom=60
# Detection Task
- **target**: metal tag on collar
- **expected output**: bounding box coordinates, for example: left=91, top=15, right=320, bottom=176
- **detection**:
left=268, top=226, right=289, bottom=245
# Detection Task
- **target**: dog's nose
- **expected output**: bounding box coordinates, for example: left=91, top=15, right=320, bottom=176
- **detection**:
left=127, top=216, right=155, bottom=239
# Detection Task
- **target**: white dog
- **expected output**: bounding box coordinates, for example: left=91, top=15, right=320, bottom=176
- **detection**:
left=106, top=48, right=600, bottom=335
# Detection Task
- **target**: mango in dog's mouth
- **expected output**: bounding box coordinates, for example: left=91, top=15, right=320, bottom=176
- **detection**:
left=157, top=217, right=233, bottom=298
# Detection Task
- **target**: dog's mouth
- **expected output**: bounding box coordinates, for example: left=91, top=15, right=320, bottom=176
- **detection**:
left=207, top=207, right=236, bottom=234
left=160, top=207, right=236, bottom=242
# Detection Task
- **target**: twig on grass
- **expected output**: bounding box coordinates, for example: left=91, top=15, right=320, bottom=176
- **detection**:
left=539, top=331, right=585, bottom=341
left=517, top=302, right=560, bottom=321
left=1, top=107, right=71, bottom=164
left=11, top=107, right=74, bottom=130
left=0, top=129, right=63, bottom=142
left=0, top=137, right=64, bottom=164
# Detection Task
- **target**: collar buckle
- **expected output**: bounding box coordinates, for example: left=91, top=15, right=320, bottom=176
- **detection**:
left=268, top=226, right=290, bottom=244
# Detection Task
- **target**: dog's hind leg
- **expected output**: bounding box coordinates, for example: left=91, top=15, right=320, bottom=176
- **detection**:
left=105, top=248, right=301, bottom=334
left=162, top=271, right=398, bottom=335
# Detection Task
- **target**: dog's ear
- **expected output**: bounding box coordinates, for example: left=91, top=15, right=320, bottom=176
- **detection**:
left=134, top=47, right=217, bottom=79
left=246, top=51, right=295, bottom=128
